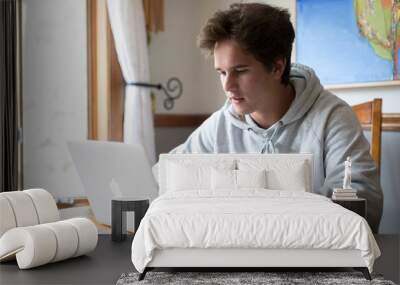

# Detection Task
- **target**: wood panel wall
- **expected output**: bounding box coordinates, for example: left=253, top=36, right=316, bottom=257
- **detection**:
left=154, top=113, right=400, bottom=130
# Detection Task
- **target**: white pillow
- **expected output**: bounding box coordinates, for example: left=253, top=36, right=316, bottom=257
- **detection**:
left=211, top=168, right=267, bottom=190
left=238, top=159, right=308, bottom=191
left=152, top=163, right=159, bottom=185
left=167, top=162, right=210, bottom=191
left=211, top=168, right=236, bottom=190
left=267, top=162, right=306, bottom=191
left=236, top=169, right=267, bottom=189
left=165, top=159, right=236, bottom=192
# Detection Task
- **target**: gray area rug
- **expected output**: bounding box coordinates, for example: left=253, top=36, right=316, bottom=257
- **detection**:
left=116, top=271, right=396, bottom=285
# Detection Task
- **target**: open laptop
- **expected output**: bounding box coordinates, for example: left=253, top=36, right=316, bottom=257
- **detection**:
left=67, top=140, right=158, bottom=229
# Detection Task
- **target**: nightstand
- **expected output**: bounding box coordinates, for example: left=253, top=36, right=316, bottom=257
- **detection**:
left=111, top=198, right=149, bottom=242
left=332, top=198, right=366, bottom=218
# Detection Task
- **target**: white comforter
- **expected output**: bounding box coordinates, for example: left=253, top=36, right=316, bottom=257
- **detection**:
left=131, top=190, right=380, bottom=273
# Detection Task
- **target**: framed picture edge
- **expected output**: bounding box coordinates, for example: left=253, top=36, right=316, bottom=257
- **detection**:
left=293, top=0, right=400, bottom=89
left=324, top=80, right=400, bottom=91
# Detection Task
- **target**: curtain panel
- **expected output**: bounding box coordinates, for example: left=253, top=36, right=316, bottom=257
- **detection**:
left=107, top=0, right=156, bottom=166
left=0, top=0, right=18, bottom=192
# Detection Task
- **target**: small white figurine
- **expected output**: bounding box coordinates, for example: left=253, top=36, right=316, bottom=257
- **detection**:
left=343, top=156, right=352, bottom=190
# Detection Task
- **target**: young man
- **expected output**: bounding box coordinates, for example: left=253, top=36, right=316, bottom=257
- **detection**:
left=163, top=3, right=383, bottom=232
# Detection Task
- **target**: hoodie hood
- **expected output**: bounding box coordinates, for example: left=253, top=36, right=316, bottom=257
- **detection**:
left=224, top=63, right=324, bottom=132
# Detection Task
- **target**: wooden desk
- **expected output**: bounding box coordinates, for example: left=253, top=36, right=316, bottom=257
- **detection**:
left=0, top=235, right=398, bottom=284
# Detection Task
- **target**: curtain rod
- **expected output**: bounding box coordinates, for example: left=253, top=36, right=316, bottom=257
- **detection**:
left=127, top=77, right=182, bottom=110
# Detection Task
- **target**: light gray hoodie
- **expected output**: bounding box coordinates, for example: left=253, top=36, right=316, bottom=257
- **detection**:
left=165, top=63, right=383, bottom=232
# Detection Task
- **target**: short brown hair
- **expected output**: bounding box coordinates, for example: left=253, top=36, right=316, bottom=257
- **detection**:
left=198, top=3, right=295, bottom=85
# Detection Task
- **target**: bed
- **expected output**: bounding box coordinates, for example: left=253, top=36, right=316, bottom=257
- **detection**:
left=131, top=154, right=380, bottom=280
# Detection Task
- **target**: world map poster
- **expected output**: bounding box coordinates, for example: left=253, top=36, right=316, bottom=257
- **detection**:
left=296, top=0, right=400, bottom=86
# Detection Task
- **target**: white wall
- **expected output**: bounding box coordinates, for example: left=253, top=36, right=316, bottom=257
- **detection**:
left=22, top=0, right=87, bottom=198
left=334, top=87, right=400, bottom=113
left=150, top=0, right=238, bottom=114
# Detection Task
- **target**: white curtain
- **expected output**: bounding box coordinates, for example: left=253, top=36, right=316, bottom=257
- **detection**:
left=107, top=0, right=156, bottom=165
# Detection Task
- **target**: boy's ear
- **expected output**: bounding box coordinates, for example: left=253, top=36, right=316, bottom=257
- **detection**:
left=272, top=58, right=286, bottom=80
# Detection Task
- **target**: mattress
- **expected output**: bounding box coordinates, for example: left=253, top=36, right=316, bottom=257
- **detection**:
left=131, top=190, right=380, bottom=273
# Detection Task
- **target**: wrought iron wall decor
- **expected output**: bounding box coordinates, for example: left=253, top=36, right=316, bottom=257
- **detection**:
left=127, top=77, right=182, bottom=110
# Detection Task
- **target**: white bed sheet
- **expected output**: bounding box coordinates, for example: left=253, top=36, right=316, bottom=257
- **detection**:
left=131, top=190, right=380, bottom=273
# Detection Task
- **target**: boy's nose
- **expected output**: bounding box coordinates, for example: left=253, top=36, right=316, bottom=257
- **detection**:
left=223, top=74, right=237, bottom=93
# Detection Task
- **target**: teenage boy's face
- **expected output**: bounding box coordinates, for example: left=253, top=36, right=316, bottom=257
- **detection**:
left=214, top=39, right=281, bottom=115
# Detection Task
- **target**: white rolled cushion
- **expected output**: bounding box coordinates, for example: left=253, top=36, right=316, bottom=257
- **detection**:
left=0, top=218, right=97, bottom=269
left=0, top=226, right=57, bottom=269
left=1, top=192, right=39, bottom=227
left=0, top=196, right=17, bottom=237
left=211, top=168, right=236, bottom=190
left=236, top=169, right=267, bottom=189
left=42, top=221, right=79, bottom=262
left=24, top=189, right=60, bottom=223
left=64, top=218, right=98, bottom=257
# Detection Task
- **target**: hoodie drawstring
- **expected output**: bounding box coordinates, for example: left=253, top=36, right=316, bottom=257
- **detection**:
left=260, top=123, right=281, bottom=154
